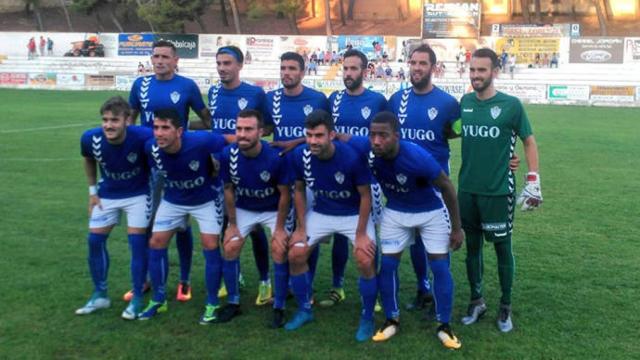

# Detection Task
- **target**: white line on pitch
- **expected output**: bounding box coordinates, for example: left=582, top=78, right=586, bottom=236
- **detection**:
left=0, top=123, right=94, bottom=134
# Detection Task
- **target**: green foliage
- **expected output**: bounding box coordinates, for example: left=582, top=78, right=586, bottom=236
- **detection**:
left=246, top=0, right=267, bottom=20
left=137, top=0, right=212, bottom=32
left=272, top=0, right=302, bottom=15
left=0, top=89, right=639, bottom=358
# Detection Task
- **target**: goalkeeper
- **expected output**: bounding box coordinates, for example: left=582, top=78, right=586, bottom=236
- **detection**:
left=456, top=48, right=542, bottom=333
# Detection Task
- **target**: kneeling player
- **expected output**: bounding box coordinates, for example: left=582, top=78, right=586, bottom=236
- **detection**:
left=138, top=109, right=228, bottom=323
left=215, top=110, right=291, bottom=327
left=346, top=112, right=464, bottom=349
left=76, top=96, right=152, bottom=320
left=286, top=110, right=378, bottom=342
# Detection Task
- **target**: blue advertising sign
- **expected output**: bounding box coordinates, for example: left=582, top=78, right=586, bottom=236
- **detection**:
left=337, top=35, right=383, bottom=60
left=118, top=33, right=154, bottom=56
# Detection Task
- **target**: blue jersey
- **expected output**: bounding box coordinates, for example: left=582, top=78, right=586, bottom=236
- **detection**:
left=387, top=86, right=460, bottom=172
left=208, top=81, right=266, bottom=135
left=329, top=88, right=387, bottom=136
left=129, top=74, right=206, bottom=129
left=145, top=132, right=226, bottom=206
left=291, top=141, right=370, bottom=216
left=80, top=126, right=153, bottom=199
left=347, top=137, right=444, bottom=213
left=218, top=141, right=287, bottom=212
left=264, top=86, right=329, bottom=141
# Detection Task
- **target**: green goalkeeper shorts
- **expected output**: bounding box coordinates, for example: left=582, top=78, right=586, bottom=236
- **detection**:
left=458, top=191, right=515, bottom=243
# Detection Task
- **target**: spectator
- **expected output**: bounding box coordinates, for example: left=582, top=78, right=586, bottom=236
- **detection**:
left=367, top=62, right=376, bottom=79
left=310, top=50, right=318, bottom=64
left=46, top=37, right=54, bottom=56
left=39, top=36, right=46, bottom=57
left=465, top=49, right=472, bottom=64
left=501, top=50, right=508, bottom=73
left=324, top=50, right=332, bottom=65
left=384, top=64, right=393, bottom=79
left=375, top=63, right=385, bottom=79
left=245, top=50, right=252, bottom=64
left=397, top=67, right=405, bottom=80
left=318, top=50, right=325, bottom=65
left=550, top=52, right=559, bottom=68
left=27, top=37, right=36, bottom=60
left=509, top=54, right=517, bottom=79
left=137, top=62, right=145, bottom=75
left=307, top=59, right=318, bottom=76
left=534, top=52, right=541, bottom=68
left=542, top=53, right=549, bottom=67
left=331, top=51, right=339, bottom=65
left=374, top=41, right=382, bottom=60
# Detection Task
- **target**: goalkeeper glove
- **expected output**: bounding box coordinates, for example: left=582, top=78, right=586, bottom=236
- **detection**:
left=516, top=172, right=542, bottom=211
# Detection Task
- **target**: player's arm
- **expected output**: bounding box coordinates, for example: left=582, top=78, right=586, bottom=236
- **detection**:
left=444, top=119, right=461, bottom=139
left=432, top=172, right=464, bottom=251
left=355, top=184, right=375, bottom=258
left=522, top=135, right=539, bottom=173
left=223, top=182, right=242, bottom=242
left=83, top=156, right=101, bottom=215
left=270, top=137, right=305, bottom=156
left=262, top=124, right=274, bottom=137
left=188, top=107, right=212, bottom=130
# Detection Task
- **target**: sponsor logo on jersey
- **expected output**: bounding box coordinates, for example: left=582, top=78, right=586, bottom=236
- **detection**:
left=462, top=108, right=474, bottom=112
left=334, top=171, right=345, bottom=184
left=361, top=106, right=371, bottom=119
left=166, top=176, right=205, bottom=190
left=127, top=152, right=138, bottom=163
left=236, top=186, right=276, bottom=199
left=303, top=104, right=313, bottom=116
left=260, top=170, right=271, bottom=182
left=396, top=173, right=407, bottom=185
left=462, top=125, right=501, bottom=138
left=189, top=160, right=200, bottom=171
left=314, top=189, right=352, bottom=200
left=238, top=97, right=248, bottom=110
left=490, top=106, right=501, bottom=119
left=428, top=107, right=438, bottom=121
left=170, top=91, right=181, bottom=104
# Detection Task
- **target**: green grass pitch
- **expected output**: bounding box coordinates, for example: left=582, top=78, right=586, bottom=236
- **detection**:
left=0, top=89, right=638, bottom=359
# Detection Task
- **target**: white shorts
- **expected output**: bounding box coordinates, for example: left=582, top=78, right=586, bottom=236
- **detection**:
left=235, top=208, right=280, bottom=238
left=89, top=194, right=151, bottom=229
left=379, top=207, right=451, bottom=255
left=153, top=199, right=223, bottom=235
left=305, top=211, right=376, bottom=247
left=285, top=186, right=315, bottom=232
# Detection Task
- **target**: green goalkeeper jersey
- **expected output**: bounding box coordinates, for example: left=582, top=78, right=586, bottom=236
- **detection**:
left=458, top=91, right=533, bottom=196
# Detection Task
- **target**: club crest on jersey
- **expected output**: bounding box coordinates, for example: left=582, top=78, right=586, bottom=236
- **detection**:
left=334, top=171, right=345, bottom=184
left=361, top=106, right=371, bottom=119
left=127, top=152, right=138, bottom=163
left=490, top=106, right=501, bottom=119
left=303, top=105, right=313, bottom=116
left=238, top=97, right=248, bottom=110
left=189, top=160, right=200, bottom=172
left=428, top=107, right=438, bottom=121
left=260, top=170, right=271, bottom=183
left=396, top=173, right=407, bottom=185
left=170, top=91, right=181, bottom=104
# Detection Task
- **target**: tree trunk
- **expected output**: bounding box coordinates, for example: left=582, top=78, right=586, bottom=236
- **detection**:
left=59, top=0, right=73, bottom=31
left=347, top=0, right=355, bottom=20
left=324, top=0, right=332, bottom=35
left=107, top=5, right=124, bottom=32
left=32, top=3, right=44, bottom=31
left=229, top=0, right=242, bottom=34
left=397, top=0, right=405, bottom=20
left=289, top=12, right=300, bottom=35
left=520, top=0, right=530, bottom=22
left=195, top=13, right=208, bottom=32
left=603, top=0, right=613, bottom=20
left=219, top=0, right=229, bottom=26
left=534, top=0, right=541, bottom=21
left=338, top=0, right=346, bottom=25
left=405, top=0, right=411, bottom=17
left=593, top=0, right=608, bottom=35
left=311, top=0, right=316, bottom=17
left=95, top=11, right=105, bottom=32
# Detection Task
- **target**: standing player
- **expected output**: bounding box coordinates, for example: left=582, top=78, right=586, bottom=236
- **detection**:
left=346, top=111, right=463, bottom=348
left=76, top=97, right=152, bottom=320
left=127, top=40, right=210, bottom=303
left=386, top=44, right=461, bottom=312
left=138, top=109, right=227, bottom=323
left=320, top=49, right=387, bottom=308
left=215, top=110, right=291, bottom=327
left=285, top=110, right=378, bottom=342
left=208, top=45, right=272, bottom=306
left=458, top=48, right=542, bottom=332
left=264, top=51, right=329, bottom=288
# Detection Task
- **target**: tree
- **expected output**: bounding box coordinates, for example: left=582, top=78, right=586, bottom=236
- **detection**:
left=324, top=0, right=332, bottom=35
left=24, top=0, right=45, bottom=31
left=218, top=0, right=229, bottom=27
left=396, top=0, right=405, bottom=20
left=519, top=0, right=530, bottom=23
left=274, top=0, right=302, bottom=35
left=338, top=0, right=346, bottom=26
left=593, top=0, right=608, bottom=35
left=347, top=0, right=355, bottom=20
left=72, top=0, right=124, bottom=32
left=136, top=0, right=212, bottom=33
left=534, top=0, right=541, bottom=21
left=310, top=0, right=316, bottom=17
left=229, top=0, right=242, bottom=34
left=59, top=0, right=74, bottom=31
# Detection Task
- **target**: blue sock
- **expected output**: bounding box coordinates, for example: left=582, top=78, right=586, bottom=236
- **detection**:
left=128, top=233, right=148, bottom=298
left=378, top=255, right=400, bottom=319
left=429, top=257, right=454, bottom=324
left=176, top=226, right=194, bottom=283
left=250, top=227, right=270, bottom=282
left=148, top=248, right=168, bottom=302
left=87, top=233, right=109, bottom=295
left=308, top=246, right=320, bottom=287
left=203, top=248, right=222, bottom=306
left=331, top=234, right=349, bottom=288
left=410, top=235, right=431, bottom=294
left=223, top=258, right=241, bottom=304
left=290, top=272, right=312, bottom=313
left=358, top=277, right=378, bottom=321
left=273, top=262, right=289, bottom=310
